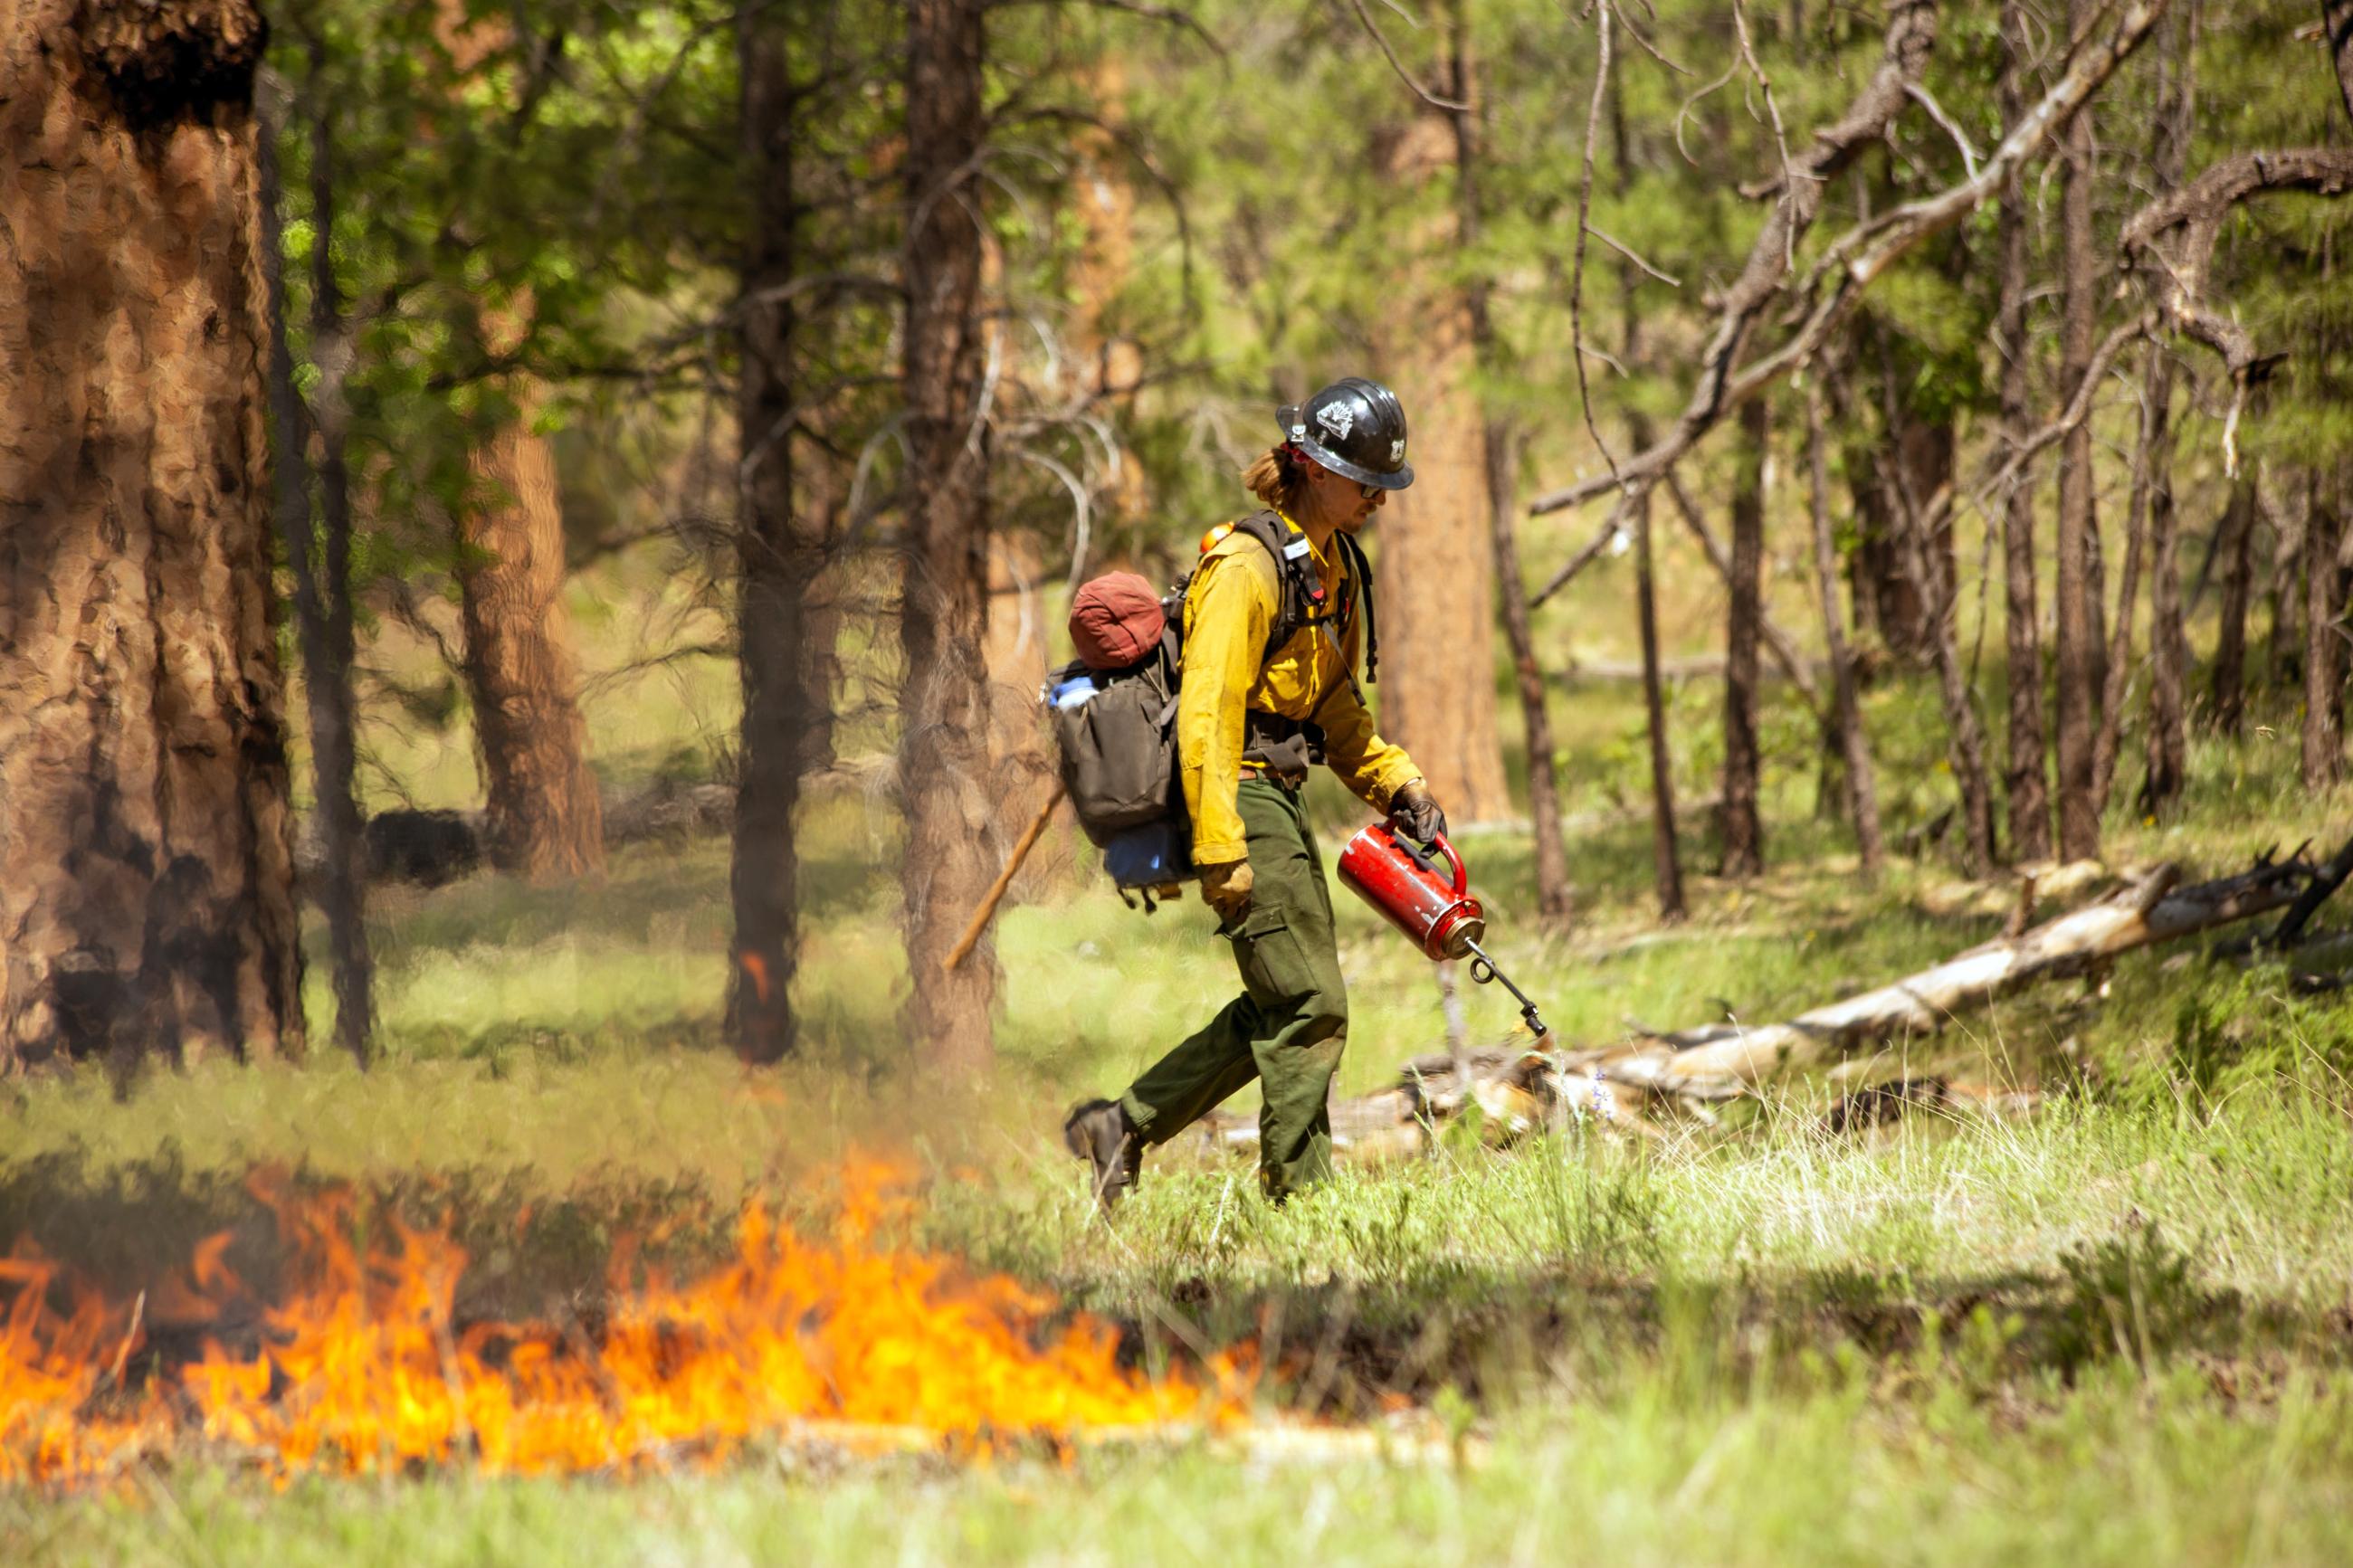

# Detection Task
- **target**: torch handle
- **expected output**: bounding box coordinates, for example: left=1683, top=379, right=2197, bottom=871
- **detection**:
left=1464, top=939, right=1549, bottom=1038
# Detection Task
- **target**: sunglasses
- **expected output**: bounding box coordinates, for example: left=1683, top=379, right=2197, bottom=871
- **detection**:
left=1355, top=480, right=1385, bottom=500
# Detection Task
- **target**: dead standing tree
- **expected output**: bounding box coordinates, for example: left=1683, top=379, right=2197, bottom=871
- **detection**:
left=900, top=0, right=1001, bottom=1074
left=1526, top=0, right=2172, bottom=617
left=0, top=0, right=305, bottom=1072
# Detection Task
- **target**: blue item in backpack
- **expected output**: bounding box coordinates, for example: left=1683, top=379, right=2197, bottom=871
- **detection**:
left=1101, top=819, right=1193, bottom=889
left=1046, top=672, right=1100, bottom=710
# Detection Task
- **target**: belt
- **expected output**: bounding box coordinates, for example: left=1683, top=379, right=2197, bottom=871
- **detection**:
left=1242, top=711, right=1320, bottom=784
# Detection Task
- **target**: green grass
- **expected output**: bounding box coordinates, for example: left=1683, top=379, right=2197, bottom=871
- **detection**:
left=16, top=559, right=2353, bottom=1560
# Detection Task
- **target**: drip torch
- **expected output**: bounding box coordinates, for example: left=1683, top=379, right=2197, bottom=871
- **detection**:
left=1334, top=822, right=1550, bottom=1038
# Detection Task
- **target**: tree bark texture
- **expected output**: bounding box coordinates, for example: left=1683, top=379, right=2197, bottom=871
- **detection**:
left=1719, top=399, right=1767, bottom=879
left=0, top=0, right=303, bottom=1072
left=729, top=3, right=820, bottom=1064
left=2268, top=489, right=2304, bottom=692
left=2141, top=445, right=2191, bottom=813
left=2091, top=351, right=2166, bottom=816
left=455, top=377, right=606, bottom=882
left=1994, top=3, right=2053, bottom=859
left=2304, top=492, right=2342, bottom=788
left=900, top=0, right=997, bottom=1072
left=1373, top=113, right=1510, bottom=825
left=260, top=81, right=371, bottom=1062
left=2053, top=0, right=2104, bottom=862
left=1805, top=386, right=1883, bottom=879
left=2210, top=471, right=2259, bottom=736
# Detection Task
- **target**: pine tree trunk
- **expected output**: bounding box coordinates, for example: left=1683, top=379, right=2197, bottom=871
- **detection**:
left=2268, top=486, right=2304, bottom=693
left=1719, top=399, right=1767, bottom=879
left=2141, top=442, right=2191, bottom=813
left=1487, top=425, right=1575, bottom=924
left=900, top=0, right=997, bottom=1073
left=1805, top=385, right=1883, bottom=879
left=1634, top=478, right=1687, bottom=920
left=1375, top=114, right=1510, bottom=825
left=2304, top=493, right=2342, bottom=788
left=1995, top=5, right=2053, bottom=859
left=2210, top=473, right=2259, bottom=737
left=2053, top=4, right=2104, bottom=861
left=2092, top=350, right=2167, bottom=816
left=262, top=71, right=372, bottom=1063
left=1611, top=88, right=1678, bottom=921
left=455, top=386, right=606, bottom=881
left=0, top=0, right=302, bottom=1073
left=730, top=3, right=821, bottom=1064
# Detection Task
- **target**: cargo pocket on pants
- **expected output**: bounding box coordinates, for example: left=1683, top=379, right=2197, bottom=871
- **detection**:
left=1226, top=906, right=1315, bottom=1009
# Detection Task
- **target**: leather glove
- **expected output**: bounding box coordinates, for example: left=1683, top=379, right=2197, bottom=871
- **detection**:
left=1198, top=859, right=1253, bottom=923
left=1389, top=779, right=1447, bottom=844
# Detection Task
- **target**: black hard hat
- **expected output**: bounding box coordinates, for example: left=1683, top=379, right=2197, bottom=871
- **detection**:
left=1277, top=376, right=1414, bottom=490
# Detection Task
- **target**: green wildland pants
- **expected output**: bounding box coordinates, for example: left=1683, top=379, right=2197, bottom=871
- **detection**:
left=1120, top=777, right=1348, bottom=1199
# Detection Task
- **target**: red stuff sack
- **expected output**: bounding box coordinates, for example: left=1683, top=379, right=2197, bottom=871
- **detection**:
left=1068, top=573, right=1167, bottom=670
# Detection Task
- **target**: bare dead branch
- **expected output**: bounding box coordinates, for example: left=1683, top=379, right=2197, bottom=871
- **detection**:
left=1527, top=0, right=2165, bottom=537
left=1346, top=0, right=1470, bottom=110
left=1568, top=0, right=1622, bottom=482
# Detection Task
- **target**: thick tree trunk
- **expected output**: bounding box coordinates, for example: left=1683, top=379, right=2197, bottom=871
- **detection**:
left=730, top=3, right=820, bottom=1064
left=0, top=0, right=303, bottom=1072
left=1994, top=15, right=2052, bottom=859
left=455, top=385, right=606, bottom=881
left=2053, top=0, right=2104, bottom=861
left=2304, top=493, right=2342, bottom=788
left=1375, top=114, right=1510, bottom=824
left=1805, top=386, right=1884, bottom=878
left=1719, top=401, right=1768, bottom=878
left=900, top=0, right=997, bottom=1072
left=2210, top=472, right=2260, bottom=736
left=262, top=71, right=371, bottom=1063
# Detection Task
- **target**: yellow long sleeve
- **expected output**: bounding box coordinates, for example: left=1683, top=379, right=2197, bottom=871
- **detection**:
left=1176, top=519, right=1422, bottom=865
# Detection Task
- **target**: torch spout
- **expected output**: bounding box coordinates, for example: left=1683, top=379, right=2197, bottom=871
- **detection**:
left=1462, top=940, right=1549, bottom=1038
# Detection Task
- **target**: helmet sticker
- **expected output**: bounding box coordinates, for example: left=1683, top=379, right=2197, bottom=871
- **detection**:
left=1316, top=402, right=1356, bottom=441
left=1389, top=438, right=1405, bottom=462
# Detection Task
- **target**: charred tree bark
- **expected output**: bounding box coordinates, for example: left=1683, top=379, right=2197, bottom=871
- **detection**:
left=2210, top=471, right=2260, bottom=736
left=0, top=0, right=303, bottom=1072
left=2304, top=493, right=2342, bottom=787
left=1719, top=400, right=1768, bottom=879
left=729, top=2, right=821, bottom=1064
left=1805, top=385, right=1884, bottom=879
left=260, top=71, right=371, bottom=1063
left=1374, top=109, right=1510, bottom=824
left=1995, top=0, right=2052, bottom=859
left=900, top=0, right=998, bottom=1072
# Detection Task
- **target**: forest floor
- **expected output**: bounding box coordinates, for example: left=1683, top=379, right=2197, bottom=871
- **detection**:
left=11, top=665, right=2353, bottom=1562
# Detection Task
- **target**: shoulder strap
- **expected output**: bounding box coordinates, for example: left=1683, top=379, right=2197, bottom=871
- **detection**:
left=1226, top=510, right=1323, bottom=669
left=1335, top=531, right=1377, bottom=685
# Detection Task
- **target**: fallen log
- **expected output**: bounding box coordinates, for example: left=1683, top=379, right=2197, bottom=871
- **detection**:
left=1593, top=842, right=2340, bottom=1098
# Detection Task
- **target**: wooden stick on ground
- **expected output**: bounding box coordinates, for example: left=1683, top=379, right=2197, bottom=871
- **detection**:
left=943, top=781, right=1066, bottom=973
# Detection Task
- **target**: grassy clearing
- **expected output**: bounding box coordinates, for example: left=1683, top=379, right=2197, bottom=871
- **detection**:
left=11, top=657, right=2353, bottom=1560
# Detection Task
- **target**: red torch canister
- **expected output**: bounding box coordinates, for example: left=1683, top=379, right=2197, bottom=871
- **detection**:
left=1336, top=822, right=1487, bottom=961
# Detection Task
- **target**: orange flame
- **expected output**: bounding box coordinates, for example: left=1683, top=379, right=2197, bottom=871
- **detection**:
left=1, top=1162, right=1244, bottom=1485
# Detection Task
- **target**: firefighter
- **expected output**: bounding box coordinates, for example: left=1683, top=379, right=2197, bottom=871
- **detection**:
left=1063, top=377, right=1445, bottom=1207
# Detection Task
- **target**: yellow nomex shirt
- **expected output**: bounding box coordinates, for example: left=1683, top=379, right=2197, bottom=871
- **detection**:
left=1176, top=513, right=1423, bottom=866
